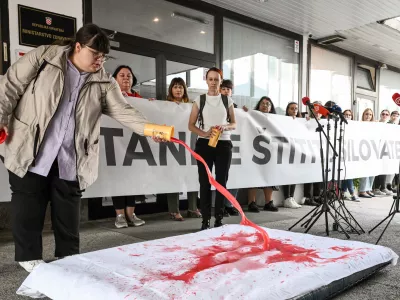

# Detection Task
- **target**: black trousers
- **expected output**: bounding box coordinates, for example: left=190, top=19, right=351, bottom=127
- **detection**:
left=9, top=163, right=82, bottom=261
left=195, top=138, right=232, bottom=221
left=304, top=182, right=322, bottom=198
left=283, top=184, right=296, bottom=198
left=373, top=175, right=386, bottom=190
left=112, top=196, right=136, bottom=209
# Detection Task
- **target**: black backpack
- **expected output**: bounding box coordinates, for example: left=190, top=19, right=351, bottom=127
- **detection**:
left=198, top=94, right=230, bottom=130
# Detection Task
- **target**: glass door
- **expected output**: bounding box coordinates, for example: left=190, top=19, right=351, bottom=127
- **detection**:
left=166, top=60, right=209, bottom=101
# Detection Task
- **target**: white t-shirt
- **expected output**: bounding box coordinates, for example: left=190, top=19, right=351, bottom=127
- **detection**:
left=194, top=94, right=234, bottom=141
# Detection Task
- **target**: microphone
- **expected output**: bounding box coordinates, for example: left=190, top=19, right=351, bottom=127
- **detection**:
left=392, top=93, right=400, bottom=106
left=313, top=103, right=339, bottom=119
left=330, top=104, right=348, bottom=124
left=302, top=96, right=314, bottom=110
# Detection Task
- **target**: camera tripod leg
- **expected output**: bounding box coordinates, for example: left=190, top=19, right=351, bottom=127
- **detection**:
left=304, top=210, right=323, bottom=233
left=329, top=203, right=361, bottom=235
left=375, top=212, right=396, bottom=245
left=336, top=203, right=365, bottom=233
left=301, top=207, right=321, bottom=228
left=325, top=211, right=329, bottom=236
left=288, top=205, right=319, bottom=231
left=368, top=212, right=395, bottom=234
left=327, top=210, right=351, bottom=239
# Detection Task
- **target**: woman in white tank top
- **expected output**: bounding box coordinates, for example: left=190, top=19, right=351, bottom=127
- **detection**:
left=188, top=67, right=236, bottom=230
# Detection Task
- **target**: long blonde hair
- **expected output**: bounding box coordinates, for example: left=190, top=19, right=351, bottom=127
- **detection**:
left=362, top=108, right=374, bottom=122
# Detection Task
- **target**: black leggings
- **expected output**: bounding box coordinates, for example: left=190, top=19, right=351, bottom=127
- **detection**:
left=373, top=175, right=386, bottom=190
left=283, top=185, right=296, bottom=198
left=112, top=196, right=136, bottom=209
left=195, top=138, right=232, bottom=221
left=304, top=182, right=322, bottom=198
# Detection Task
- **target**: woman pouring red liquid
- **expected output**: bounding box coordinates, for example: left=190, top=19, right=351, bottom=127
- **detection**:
left=0, top=23, right=166, bottom=273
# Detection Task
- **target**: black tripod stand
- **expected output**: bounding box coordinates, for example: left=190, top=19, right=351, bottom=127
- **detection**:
left=368, top=161, right=400, bottom=244
left=330, top=118, right=365, bottom=234
left=289, top=113, right=360, bottom=238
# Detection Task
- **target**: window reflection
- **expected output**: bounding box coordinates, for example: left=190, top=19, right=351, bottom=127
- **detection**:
left=310, top=46, right=352, bottom=111
left=223, top=19, right=299, bottom=113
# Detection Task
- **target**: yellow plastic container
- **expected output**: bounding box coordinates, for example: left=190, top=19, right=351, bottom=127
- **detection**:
left=208, top=128, right=221, bottom=147
left=144, top=124, right=175, bottom=141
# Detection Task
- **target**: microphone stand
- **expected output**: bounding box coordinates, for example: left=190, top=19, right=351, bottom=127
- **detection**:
left=329, top=117, right=364, bottom=234
left=289, top=109, right=352, bottom=237
left=369, top=160, right=400, bottom=244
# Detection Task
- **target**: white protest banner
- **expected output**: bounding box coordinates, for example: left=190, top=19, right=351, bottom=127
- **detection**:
left=0, top=98, right=400, bottom=202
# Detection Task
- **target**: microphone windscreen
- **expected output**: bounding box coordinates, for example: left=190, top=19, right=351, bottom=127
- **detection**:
left=392, top=93, right=400, bottom=106
left=313, top=103, right=330, bottom=116
left=332, top=105, right=342, bottom=113
left=302, top=97, right=310, bottom=105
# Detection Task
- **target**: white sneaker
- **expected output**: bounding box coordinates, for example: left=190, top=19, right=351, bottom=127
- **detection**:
left=128, top=214, right=145, bottom=227
left=284, top=197, right=301, bottom=209
left=18, top=260, right=45, bottom=273
left=115, top=214, right=128, bottom=228
left=373, top=190, right=386, bottom=196
left=382, top=188, right=393, bottom=196
left=299, top=197, right=306, bottom=205
left=292, top=197, right=302, bottom=208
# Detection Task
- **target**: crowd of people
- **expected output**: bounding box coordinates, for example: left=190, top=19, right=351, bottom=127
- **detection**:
left=111, top=59, right=399, bottom=230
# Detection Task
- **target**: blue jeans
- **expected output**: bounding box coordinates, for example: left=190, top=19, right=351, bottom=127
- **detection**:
left=225, top=189, right=238, bottom=207
left=341, top=179, right=354, bottom=194
left=359, top=176, right=374, bottom=193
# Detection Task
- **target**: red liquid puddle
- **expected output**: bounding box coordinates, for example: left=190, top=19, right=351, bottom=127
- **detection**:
left=159, top=231, right=365, bottom=283
left=171, top=137, right=269, bottom=250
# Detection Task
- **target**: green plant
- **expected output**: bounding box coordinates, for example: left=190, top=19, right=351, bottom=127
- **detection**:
left=353, top=178, right=359, bottom=192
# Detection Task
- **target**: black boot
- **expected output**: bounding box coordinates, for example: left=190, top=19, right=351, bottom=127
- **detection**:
left=214, top=218, right=223, bottom=228
left=201, top=219, right=210, bottom=230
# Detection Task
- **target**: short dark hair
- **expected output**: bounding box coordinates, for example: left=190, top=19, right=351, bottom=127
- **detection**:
left=255, top=96, right=276, bottom=114
left=55, top=24, right=110, bottom=54
left=112, top=65, right=138, bottom=89
left=206, top=67, right=223, bottom=79
left=221, top=79, right=233, bottom=90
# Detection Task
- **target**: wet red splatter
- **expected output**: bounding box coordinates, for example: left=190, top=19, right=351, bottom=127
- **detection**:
left=117, top=247, right=126, bottom=252
left=330, top=246, right=353, bottom=252
left=158, top=231, right=366, bottom=283
left=163, top=246, right=184, bottom=252
left=129, top=254, right=141, bottom=257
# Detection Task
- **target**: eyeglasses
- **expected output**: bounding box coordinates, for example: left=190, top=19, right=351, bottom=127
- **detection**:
left=83, top=45, right=111, bottom=62
left=381, top=113, right=389, bottom=116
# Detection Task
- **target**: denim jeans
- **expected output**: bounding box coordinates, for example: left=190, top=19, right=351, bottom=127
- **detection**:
left=359, top=176, right=374, bottom=193
left=341, top=179, right=354, bottom=194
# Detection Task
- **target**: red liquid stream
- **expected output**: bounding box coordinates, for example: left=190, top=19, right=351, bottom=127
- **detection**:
left=171, top=137, right=270, bottom=250
left=0, top=130, right=7, bottom=144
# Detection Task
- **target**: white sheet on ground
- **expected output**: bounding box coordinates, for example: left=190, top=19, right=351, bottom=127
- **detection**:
left=17, top=225, right=398, bottom=300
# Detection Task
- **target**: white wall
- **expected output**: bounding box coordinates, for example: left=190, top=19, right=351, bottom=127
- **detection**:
left=8, top=0, right=83, bottom=64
